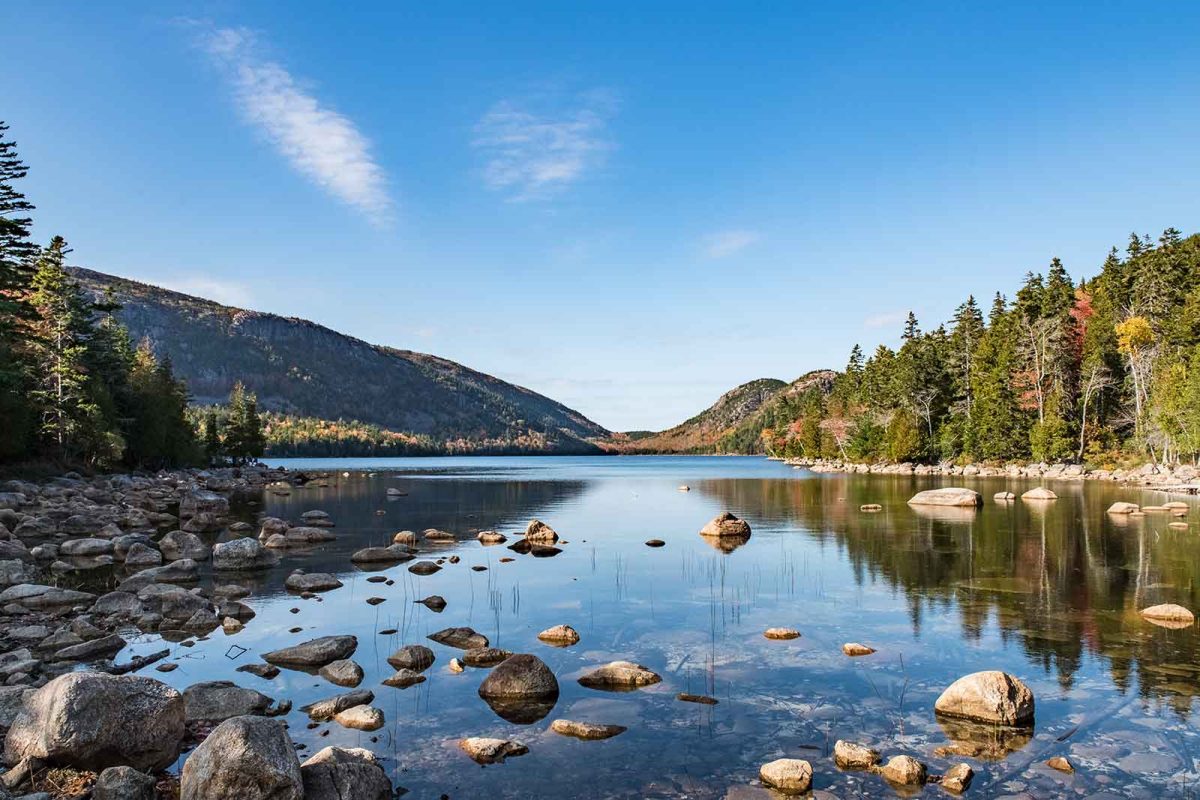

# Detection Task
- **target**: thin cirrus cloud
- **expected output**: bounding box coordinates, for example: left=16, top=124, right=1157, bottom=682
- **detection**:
left=472, top=91, right=617, bottom=201
left=196, top=25, right=392, bottom=225
left=863, top=309, right=912, bottom=329
left=702, top=229, right=761, bottom=259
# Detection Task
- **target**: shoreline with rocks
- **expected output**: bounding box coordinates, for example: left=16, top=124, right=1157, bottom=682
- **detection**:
left=783, top=457, right=1200, bottom=490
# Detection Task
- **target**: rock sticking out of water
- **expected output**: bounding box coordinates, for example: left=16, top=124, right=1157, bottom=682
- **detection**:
left=934, top=670, right=1035, bottom=726
left=537, top=624, right=580, bottom=646
left=428, top=627, right=488, bottom=650
left=699, top=511, right=751, bottom=538
left=180, top=715, right=300, bottom=800
left=578, top=661, right=662, bottom=690
left=1107, top=501, right=1140, bottom=514
left=907, top=488, right=982, bottom=508
left=301, top=746, right=393, bottom=800
left=318, top=659, right=364, bottom=688
left=1022, top=487, right=1058, bottom=501
left=262, top=636, right=358, bottom=668
left=940, top=762, right=974, bottom=793
left=677, top=693, right=718, bottom=705
left=1140, top=603, right=1195, bottom=627
left=878, top=755, right=927, bottom=786
left=764, top=627, right=800, bottom=640
left=833, top=740, right=880, bottom=770
left=525, top=519, right=559, bottom=543
left=842, top=642, right=876, bottom=656
left=333, top=704, right=383, bottom=731
left=460, top=737, right=528, bottom=765
left=1047, top=756, right=1074, bottom=773
left=759, top=758, right=812, bottom=794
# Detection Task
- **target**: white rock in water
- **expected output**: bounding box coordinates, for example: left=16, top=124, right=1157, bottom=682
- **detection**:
left=759, top=758, right=812, bottom=793
left=934, top=670, right=1034, bottom=725
left=1022, top=487, right=1057, bottom=501
left=907, top=488, right=982, bottom=508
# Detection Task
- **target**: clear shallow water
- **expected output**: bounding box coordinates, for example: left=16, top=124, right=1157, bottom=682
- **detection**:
left=116, top=456, right=1200, bottom=798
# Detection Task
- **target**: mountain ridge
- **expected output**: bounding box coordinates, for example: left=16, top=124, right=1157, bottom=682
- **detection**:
left=70, top=267, right=610, bottom=454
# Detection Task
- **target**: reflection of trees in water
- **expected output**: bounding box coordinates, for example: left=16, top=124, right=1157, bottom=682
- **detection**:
left=696, top=475, right=1200, bottom=710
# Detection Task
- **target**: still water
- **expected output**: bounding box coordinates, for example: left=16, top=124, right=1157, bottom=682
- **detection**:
left=120, top=456, right=1200, bottom=798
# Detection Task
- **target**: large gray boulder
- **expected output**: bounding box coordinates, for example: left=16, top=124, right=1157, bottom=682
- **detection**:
left=180, top=715, right=302, bottom=800
left=263, top=636, right=357, bottom=668
left=0, top=584, right=94, bottom=610
left=213, top=538, right=278, bottom=571
left=5, top=672, right=184, bottom=770
left=158, top=530, right=211, bottom=561
left=179, top=490, right=229, bottom=518
left=301, top=746, right=392, bottom=800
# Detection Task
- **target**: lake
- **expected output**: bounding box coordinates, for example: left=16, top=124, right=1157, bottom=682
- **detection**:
left=120, top=455, right=1200, bottom=798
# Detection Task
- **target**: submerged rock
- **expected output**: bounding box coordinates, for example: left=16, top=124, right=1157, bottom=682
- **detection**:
left=6, top=671, right=184, bottom=771
left=759, top=758, right=812, bottom=793
left=993, top=491, right=1015, bottom=501
left=907, top=488, right=982, bottom=508
left=301, top=746, right=392, bottom=800
left=382, top=669, right=426, bottom=689
left=180, top=715, right=302, bottom=800
left=1046, top=756, right=1074, bottom=773
left=417, top=595, right=446, bottom=612
left=934, top=670, right=1035, bottom=726
left=350, top=544, right=412, bottom=564
left=407, top=560, right=441, bottom=576
left=550, top=719, right=626, bottom=740
left=677, top=692, right=718, bottom=705
left=460, top=737, right=528, bottom=765
left=463, top=647, right=513, bottom=667
left=578, top=661, right=662, bottom=690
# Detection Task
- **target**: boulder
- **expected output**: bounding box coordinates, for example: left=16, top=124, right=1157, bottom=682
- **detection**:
left=284, top=572, right=343, bottom=592
left=318, top=659, right=364, bottom=687
left=462, top=647, right=513, bottom=668
left=333, top=704, right=383, bottom=731
left=833, top=740, right=880, bottom=770
left=699, top=511, right=751, bottom=538
left=60, top=537, right=114, bottom=557
left=93, top=766, right=157, bottom=800
left=407, top=560, right=441, bottom=576
left=478, top=654, right=559, bottom=699
left=301, top=690, right=375, bottom=721
left=158, top=530, right=210, bottom=561
left=1140, top=603, right=1195, bottom=627
left=179, top=490, right=229, bottom=518
left=1107, top=501, right=1140, bottom=515
left=417, top=595, right=446, bottom=612
left=428, top=627, right=488, bottom=650
left=423, top=528, right=455, bottom=541
left=879, top=755, right=927, bottom=786
left=459, top=737, right=528, bottom=765
left=907, top=488, right=982, bottom=508
left=537, top=624, right=580, bottom=646
left=477, top=530, right=507, bottom=545
left=301, top=746, right=392, bottom=800
left=759, top=758, right=812, bottom=793
left=53, top=633, right=126, bottom=662
left=524, top=519, right=559, bottom=543
left=284, top=527, right=336, bottom=545
left=993, top=492, right=1015, bottom=501
left=212, top=538, right=278, bottom=571
left=942, top=762, right=975, bottom=793
left=1021, top=487, right=1058, bottom=501
left=180, top=715, right=302, bottom=800
left=578, top=661, right=662, bottom=690
left=350, top=545, right=412, bottom=564
left=0, top=584, right=94, bottom=610
left=382, top=669, right=426, bottom=689
left=183, top=680, right=275, bottom=723
left=387, top=645, right=435, bottom=672
left=5, top=672, right=184, bottom=771
left=263, top=635, right=357, bottom=668
left=842, top=642, right=876, bottom=656
left=258, top=517, right=290, bottom=538
left=123, top=542, right=162, bottom=567
left=934, top=670, right=1035, bottom=725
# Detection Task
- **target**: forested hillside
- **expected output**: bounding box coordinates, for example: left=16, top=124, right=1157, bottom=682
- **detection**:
left=759, top=230, right=1200, bottom=466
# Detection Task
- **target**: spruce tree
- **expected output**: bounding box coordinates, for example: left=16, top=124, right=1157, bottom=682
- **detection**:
left=0, top=122, right=38, bottom=459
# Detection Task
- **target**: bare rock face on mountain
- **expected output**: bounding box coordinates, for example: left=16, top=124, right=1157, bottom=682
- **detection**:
left=71, top=267, right=609, bottom=453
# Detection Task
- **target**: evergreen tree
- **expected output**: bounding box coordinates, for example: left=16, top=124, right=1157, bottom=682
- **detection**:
left=0, top=122, right=38, bottom=459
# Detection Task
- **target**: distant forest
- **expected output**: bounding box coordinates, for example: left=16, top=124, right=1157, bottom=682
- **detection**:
left=757, top=230, right=1200, bottom=466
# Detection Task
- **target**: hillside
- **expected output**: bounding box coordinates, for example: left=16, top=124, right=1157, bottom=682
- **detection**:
left=71, top=268, right=610, bottom=454
left=609, top=372, right=835, bottom=453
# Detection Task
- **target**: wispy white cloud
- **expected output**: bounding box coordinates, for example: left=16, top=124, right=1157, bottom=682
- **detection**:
left=129, top=274, right=254, bottom=308
left=863, top=309, right=911, bottom=329
left=702, top=229, right=761, bottom=259
left=196, top=24, right=392, bottom=224
left=472, top=90, right=616, bottom=201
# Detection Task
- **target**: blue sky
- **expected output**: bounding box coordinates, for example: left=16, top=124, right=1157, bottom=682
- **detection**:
left=4, top=2, right=1199, bottom=431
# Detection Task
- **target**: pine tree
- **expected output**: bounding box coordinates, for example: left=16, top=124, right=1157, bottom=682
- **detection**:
left=203, top=408, right=222, bottom=464
left=28, top=237, right=105, bottom=461
left=0, top=122, right=38, bottom=459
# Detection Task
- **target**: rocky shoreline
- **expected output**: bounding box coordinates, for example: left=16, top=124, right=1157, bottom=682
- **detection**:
left=784, top=457, right=1200, bottom=488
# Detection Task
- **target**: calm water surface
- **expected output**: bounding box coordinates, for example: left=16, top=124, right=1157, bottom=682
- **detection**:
left=117, top=456, right=1200, bottom=798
